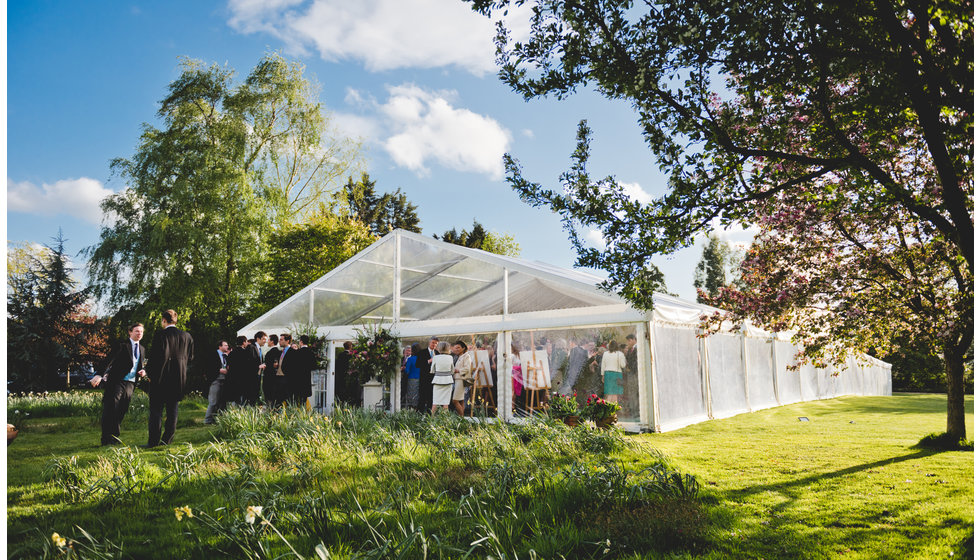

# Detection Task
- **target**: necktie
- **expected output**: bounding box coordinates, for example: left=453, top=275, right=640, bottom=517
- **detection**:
left=133, top=343, right=138, bottom=361
left=221, top=353, right=226, bottom=368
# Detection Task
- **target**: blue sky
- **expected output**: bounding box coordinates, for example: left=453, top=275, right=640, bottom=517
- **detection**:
left=7, top=0, right=754, bottom=304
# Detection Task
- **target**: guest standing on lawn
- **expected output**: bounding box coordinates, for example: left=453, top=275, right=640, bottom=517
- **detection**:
left=145, top=310, right=193, bottom=448
left=92, top=322, right=147, bottom=445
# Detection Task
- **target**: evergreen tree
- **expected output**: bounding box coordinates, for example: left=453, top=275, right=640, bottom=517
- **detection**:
left=8, top=232, right=102, bottom=391
left=693, top=234, right=730, bottom=304
left=343, top=173, right=421, bottom=235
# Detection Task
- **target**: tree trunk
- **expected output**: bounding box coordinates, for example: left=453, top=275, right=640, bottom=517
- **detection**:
left=943, top=347, right=966, bottom=441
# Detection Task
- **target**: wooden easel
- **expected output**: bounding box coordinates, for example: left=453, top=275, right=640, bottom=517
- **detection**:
left=468, top=336, right=495, bottom=416
left=523, top=333, right=547, bottom=413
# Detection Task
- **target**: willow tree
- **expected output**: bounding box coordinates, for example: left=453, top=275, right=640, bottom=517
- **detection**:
left=467, top=0, right=973, bottom=440
left=86, top=54, right=362, bottom=340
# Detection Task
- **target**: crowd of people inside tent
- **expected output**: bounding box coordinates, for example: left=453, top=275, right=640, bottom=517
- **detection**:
left=333, top=330, right=642, bottom=420
left=202, top=327, right=642, bottom=422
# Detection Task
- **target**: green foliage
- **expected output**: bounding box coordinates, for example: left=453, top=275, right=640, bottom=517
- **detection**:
left=7, top=232, right=105, bottom=391
left=343, top=172, right=421, bottom=236
left=693, top=233, right=741, bottom=304
left=86, top=53, right=362, bottom=352
left=439, top=219, right=523, bottom=257
left=253, top=211, right=375, bottom=317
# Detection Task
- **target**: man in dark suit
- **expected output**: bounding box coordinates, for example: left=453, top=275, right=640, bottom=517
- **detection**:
left=93, top=322, right=147, bottom=445
left=268, top=334, right=292, bottom=407
left=204, top=340, right=230, bottom=425
left=243, top=331, right=267, bottom=405
left=415, top=337, right=438, bottom=413
left=146, top=309, right=194, bottom=447
left=261, top=334, right=280, bottom=406
left=282, top=335, right=315, bottom=406
left=225, top=336, right=251, bottom=406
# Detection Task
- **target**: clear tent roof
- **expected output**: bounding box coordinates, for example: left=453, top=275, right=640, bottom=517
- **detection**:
left=244, top=230, right=633, bottom=334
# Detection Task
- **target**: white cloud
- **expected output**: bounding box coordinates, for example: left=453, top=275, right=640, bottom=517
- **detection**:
left=331, top=112, right=382, bottom=140
left=619, top=181, right=653, bottom=205
left=379, top=85, right=510, bottom=179
left=521, top=129, right=534, bottom=139
left=226, top=0, right=532, bottom=76
left=7, top=177, right=113, bottom=224
left=584, top=228, right=606, bottom=249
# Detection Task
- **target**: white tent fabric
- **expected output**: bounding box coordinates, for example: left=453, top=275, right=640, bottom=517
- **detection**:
left=241, top=229, right=892, bottom=432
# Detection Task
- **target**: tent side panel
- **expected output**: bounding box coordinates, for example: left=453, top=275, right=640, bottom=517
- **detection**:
left=773, top=340, right=802, bottom=404
left=745, top=337, right=778, bottom=409
left=799, top=363, right=819, bottom=401
left=652, top=324, right=708, bottom=430
left=705, top=333, right=748, bottom=419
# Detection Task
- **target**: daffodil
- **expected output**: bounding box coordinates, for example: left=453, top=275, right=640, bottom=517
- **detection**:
left=245, top=505, right=263, bottom=524
left=174, top=506, right=193, bottom=521
left=51, top=533, right=66, bottom=548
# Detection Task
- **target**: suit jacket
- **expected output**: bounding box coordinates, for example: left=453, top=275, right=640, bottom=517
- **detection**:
left=282, top=345, right=314, bottom=399
left=262, top=346, right=284, bottom=399
left=208, top=349, right=229, bottom=383
left=103, top=339, right=146, bottom=387
left=147, top=325, right=194, bottom=398
left=415, top=347, right=435, bottom=376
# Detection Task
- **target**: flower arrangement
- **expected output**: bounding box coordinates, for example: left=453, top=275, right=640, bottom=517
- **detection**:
left=582, top=394, right=621, bottom=422
left=347, top=323, right=401, bottom=385
left=546, top=392, right=580, bottom=421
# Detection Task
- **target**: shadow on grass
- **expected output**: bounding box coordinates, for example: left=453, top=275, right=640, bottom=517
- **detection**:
left=726, top=449, right=940, bottom=499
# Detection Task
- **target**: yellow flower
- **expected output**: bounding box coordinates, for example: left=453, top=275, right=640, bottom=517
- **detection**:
left=175, top=506, right=194, bottom=521
left=245, top=505, right=263, bottom=524
left=51, top=533, right=67, bottom=548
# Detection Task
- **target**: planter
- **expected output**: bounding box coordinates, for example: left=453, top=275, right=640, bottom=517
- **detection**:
left=361, top=379, right=384, bottom=411
left=563, top=415, right=580, bottom=427
left=595, top=414, right=617, bottom=430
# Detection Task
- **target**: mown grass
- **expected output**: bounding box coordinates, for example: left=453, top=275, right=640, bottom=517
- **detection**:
left=5, top=391, right=973, bottom=559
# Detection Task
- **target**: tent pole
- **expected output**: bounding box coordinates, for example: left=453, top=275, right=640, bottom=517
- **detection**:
left=647, top=319, right=661, bottom=432
left=740, top=327, right=752, bottom=412
left=325, top=340, right=336, bottom=415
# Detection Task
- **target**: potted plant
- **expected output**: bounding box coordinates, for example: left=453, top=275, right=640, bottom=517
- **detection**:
left=547, top=392, right=581, bottom=426
left=583, top=394, right=621, bottom=429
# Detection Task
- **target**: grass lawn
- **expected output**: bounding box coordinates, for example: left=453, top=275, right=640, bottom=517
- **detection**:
left=5, top=391, right=973, bottom=559
left=644, top=393, right=974, bottom=559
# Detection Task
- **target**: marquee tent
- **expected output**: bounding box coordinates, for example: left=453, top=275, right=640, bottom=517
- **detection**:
left=240, top=229, right=891, bottom=432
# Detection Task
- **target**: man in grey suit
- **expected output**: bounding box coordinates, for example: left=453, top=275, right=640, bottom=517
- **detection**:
left=145, top=309, right=194, bottom=447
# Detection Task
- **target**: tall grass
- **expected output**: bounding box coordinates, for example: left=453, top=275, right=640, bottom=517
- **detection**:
left=12, top=403, right=704, bottom=558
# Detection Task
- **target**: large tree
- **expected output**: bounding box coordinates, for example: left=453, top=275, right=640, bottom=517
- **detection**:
left=86, top=54, right=359, bottom=344
left=467, top=0, right=972, bottom=439
left=8, top=232, right=106, bottom=391
left=343, top=173, right=421, bottom=236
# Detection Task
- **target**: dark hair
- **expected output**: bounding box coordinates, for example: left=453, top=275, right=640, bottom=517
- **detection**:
left=217, top=339, right=228, bottom=348
left=299, top=334, right=310, bottom=345
left=411, top=342, right=421, bottom=353
left=162, top=309, right=178, bottom=324
left=268, top=334, right=279, bottom=344
left=430, top=336, right=439, bottom=342
left=454, top=340, right=468, bottom=351
left=254, top=331, right=266, bottom=339
left=343, top=341, right=353, bottom=350
left=626, top=334, right=636, bottom=341
left=280, top=333, right=292, bottom=342
left=236, top=335, right=248, bottom=346
left=128, top=322, right=144, bottom=332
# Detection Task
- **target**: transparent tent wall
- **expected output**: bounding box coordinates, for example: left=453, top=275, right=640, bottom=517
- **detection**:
left=505, top=324, right=643, bottom=423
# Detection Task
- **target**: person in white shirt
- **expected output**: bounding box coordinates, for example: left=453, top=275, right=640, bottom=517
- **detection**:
left=430, top=342, right=455, bottom=414
left=600, top=342, right=627, bottom=404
